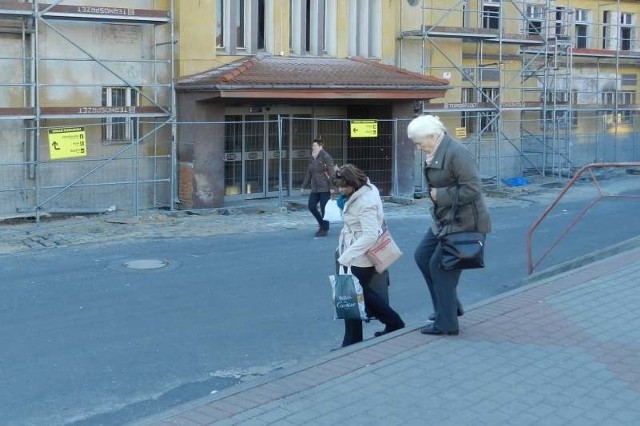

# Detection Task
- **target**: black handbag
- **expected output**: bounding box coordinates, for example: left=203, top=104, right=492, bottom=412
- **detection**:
left=438, top=188, right=485, bottom=271
left=440, top=231, right=485, bottom=270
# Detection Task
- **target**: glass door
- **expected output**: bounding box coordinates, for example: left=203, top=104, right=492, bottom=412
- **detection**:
left=266, top=115, right=289, bottom=196
left=243, top=115, right=265, bottom=198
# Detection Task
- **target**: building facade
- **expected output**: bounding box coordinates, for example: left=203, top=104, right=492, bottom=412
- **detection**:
left=399, top=0, right=640, bottom=181
left=0, top=1, right=174, bottom=217
left=1, top=1, right=638, bottom=215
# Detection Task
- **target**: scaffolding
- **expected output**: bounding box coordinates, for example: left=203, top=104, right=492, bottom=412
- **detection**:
left=399, top=0, right=640, bottom=188
left=0, top=1, right=175, bottom=218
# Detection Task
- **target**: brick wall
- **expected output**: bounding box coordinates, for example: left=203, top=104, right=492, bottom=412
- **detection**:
left=178, top=162, right=193, bottom=209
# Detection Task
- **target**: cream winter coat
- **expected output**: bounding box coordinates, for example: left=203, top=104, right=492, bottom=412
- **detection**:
left=337, top=182, right=384, bottom=267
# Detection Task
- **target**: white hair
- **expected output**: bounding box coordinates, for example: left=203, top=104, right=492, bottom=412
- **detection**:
left=407, top=115, right=446, bottom=140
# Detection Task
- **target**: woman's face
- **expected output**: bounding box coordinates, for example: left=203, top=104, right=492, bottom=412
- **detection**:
left=412, top=134, right=437, bottom=153
left=311, top=142, right=322, bottom=155
left=338, top=184, right=354, bottom=197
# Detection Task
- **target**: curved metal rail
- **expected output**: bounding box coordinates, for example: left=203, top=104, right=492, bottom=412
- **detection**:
left=526, top=162, right=640, bottom=275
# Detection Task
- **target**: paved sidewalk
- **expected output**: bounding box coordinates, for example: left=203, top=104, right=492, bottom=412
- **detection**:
left=135, top=246, right=640, bottom=425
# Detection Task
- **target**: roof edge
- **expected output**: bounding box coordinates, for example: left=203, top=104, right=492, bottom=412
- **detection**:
left=348, top=56, right=450, bottom=86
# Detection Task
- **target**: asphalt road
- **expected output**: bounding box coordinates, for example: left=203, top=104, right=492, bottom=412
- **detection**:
left=2, top=187, right=640, bottom=425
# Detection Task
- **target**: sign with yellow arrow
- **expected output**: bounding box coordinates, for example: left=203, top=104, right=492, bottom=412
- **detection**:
left=350, top=120, right=378, bottom=138
left=48, top=127, right=87, bottom=160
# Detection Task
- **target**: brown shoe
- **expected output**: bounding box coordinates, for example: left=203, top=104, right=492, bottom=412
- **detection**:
left=315, top=228, right=328, bottom=237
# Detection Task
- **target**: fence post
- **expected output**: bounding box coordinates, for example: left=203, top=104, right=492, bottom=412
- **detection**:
left=277, top=115, right=284, bottom=208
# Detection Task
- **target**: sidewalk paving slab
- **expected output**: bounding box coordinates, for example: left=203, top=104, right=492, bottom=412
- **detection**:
left=134, top=246, right=640, bottom=426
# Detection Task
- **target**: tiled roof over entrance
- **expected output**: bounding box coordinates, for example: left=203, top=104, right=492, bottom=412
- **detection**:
left=176, top=55, right=449, bottom=100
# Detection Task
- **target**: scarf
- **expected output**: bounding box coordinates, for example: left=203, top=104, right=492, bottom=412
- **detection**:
left=425, top=132, right=445, bottom=166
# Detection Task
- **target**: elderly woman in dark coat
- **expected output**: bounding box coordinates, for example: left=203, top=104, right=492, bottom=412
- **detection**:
left=407, top=115, right=491, bottom=336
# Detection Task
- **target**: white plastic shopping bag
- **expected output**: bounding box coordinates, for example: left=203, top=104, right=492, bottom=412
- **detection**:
left=323, top=199, right=342, bottom=224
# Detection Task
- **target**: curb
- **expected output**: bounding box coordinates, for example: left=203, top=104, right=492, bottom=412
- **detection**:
left=523, top=234, right=640, bottom=284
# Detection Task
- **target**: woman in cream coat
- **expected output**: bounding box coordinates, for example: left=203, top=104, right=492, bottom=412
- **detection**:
left=334, top=164, right=405, bottom=347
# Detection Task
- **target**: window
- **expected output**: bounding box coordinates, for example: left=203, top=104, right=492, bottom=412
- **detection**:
left=574, top=9, right=590, bottom=48
left=601, top=91, right=615, bottom=105
left=575, top=24, right=588, bottom=48
left=576, top=9, right=589, bottom=22
left=603, top=11, right=636, bottom=50
left=217, top=0, right=266, bottom=54
left=622, top=74, right=637, bottom=86
left=461, top=88, right=475, bottom=134
left=602, top=11, right=611, bottom=49
left=571, top=90, right=578, bottom=127
left=102, top=87, right=138, bottom=142
left=542, top=90, right=571, bottom=124
left=618, top=91, right=636, bottom=123
left=349, top=0, right=381, bottom=58
left=216, top=1, right=224, bottom=47
left=290, top=0, right=332, bottom=55
left=480, top=87, right=499, bottom=133
left=525, top=4, right=543, bottom=35
left=482, top=2, right=500, bottom=30
left=554, top=7, right=568, bottom=37
left=620, top=13, right=634, bottom=51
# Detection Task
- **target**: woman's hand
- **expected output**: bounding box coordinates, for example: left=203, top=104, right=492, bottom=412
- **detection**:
left=430, top=187, right=437, bottom=200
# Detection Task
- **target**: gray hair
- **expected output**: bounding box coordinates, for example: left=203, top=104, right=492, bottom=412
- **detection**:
left=407, top=115, right=446, bottom=140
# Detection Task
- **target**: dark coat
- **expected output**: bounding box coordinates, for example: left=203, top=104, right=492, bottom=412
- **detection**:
left=302, top=149, right=335, bottom=193
left=424, top=133, right=492, bottom=236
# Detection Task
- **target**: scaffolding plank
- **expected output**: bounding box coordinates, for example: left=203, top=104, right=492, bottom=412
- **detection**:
left=401, top=26, right=544, bottom=45
left=0, top=106, right=170, bottom=118
left=0, top=2, right=169, bottom=23
left=40, top=106, right=170, bottom=118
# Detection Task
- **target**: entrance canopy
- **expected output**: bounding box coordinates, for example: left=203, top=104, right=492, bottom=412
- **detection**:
left=176, top=55, right=449, bottom=100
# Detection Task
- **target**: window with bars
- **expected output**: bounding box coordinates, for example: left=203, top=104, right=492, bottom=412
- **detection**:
left=480, top=87, right=499, bottom=133
left=102, top=86, right=138, bottom=142
left=460, top=87, right=475, bottom=134
left=618, top=91, right=636, bottom=123
left=541, top=90, right=572, bottom=125
left=600, top=91, right=636, bottom=125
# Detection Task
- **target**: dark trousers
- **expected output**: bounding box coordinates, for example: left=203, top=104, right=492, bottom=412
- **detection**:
left=342, top=265, right=404, bottom=347
left=308, top=191, right=331, bottom=230
left=414, top=229, right=463, bottom=332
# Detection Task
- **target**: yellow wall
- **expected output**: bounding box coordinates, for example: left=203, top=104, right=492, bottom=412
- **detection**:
left=271, top=0, right=290, bottom=56
left=335, top=0, right=350, bottom=58
left=174, top=1, right=218, bottom=76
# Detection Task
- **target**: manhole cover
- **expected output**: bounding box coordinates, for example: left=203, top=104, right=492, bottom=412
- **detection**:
left=108, top=258, right=180, bottom=273
left=123, top=259, right=169, bottom=270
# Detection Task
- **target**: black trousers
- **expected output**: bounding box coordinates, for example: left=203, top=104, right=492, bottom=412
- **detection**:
left=342, top=265, right=404, bottom=347
left=308, top=191, right=331, bottom=230
left=414, top=229, right=463, bottom=332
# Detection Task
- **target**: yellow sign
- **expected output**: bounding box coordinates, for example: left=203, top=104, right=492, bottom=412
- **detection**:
left=350, top=120, right=378, bottom=138
left=48, top=127, right=87, bottom=159
left=455, top=127, right=467, bottom=138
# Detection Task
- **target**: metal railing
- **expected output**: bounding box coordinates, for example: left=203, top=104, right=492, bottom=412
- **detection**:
left=526, top=162, right=640, bottom=275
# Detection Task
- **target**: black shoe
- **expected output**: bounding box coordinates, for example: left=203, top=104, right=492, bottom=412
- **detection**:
left=420, top=324, right=459, bottom=336
left=374, top=323, right=405, bottom=337
left=428, top=306, right=464, bottom=321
